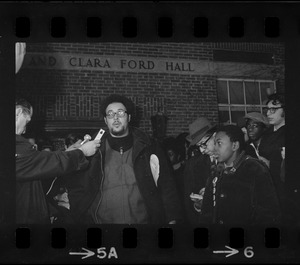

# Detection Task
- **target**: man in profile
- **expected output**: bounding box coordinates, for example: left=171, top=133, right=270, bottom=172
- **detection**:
left=200, top=125, right=281, bottom=225
left=16, top=98, right=100, bottom=224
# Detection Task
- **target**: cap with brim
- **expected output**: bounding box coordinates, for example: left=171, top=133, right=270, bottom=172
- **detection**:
left=186, top=117, right=217, bottom=146
left=244, top=112, right=269, bottom=126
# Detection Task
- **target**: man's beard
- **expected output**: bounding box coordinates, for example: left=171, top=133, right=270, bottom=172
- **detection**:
left=110, top=127, right=126, bottom=137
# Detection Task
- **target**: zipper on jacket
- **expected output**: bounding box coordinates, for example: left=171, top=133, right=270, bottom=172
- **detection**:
left=94, top=149, right=105, bottom=224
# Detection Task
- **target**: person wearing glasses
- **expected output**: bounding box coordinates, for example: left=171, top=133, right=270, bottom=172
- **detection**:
left=183, top=117, right=218, bottom=224
left=15, top=98, right=101, bottom=224
left=258, top=93, right=285, bottom=169
left=258, top=93, right=297, bottom=224
left=67, top=94, right=182, bottom=224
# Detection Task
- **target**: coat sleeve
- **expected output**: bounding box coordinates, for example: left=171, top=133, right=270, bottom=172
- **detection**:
left=152, top=142, right=183, bottom=223
left=251, top=160, right=282, bottom=225
left=16, top=149, right=89, bottom=181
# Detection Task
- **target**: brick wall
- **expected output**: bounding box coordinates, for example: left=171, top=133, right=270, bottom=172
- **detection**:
left=16, top=42, right=284, bottom=139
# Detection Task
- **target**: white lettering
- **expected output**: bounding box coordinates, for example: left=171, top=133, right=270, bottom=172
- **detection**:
left=97, top=247, right=107, bottom=259
left=108, top=247, right=118, bottom=259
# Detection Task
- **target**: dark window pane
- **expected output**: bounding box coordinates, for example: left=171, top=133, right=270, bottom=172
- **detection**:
left=217, top=80, right=228, bottom=104
left=260, top=82, right=275, bottom=104
left=219, top=107, right=230, bottom=124
left=230, top=106, right=245, bottom=124
left=245, top=82, right=260, bottom=104
left=229, top=81, right=244, bottom=104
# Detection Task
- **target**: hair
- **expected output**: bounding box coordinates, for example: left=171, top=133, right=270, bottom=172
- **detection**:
left=16, top=97, right=32, bottom=114
left=216, top=125, right=246, bottom=151
left=65, top=133, right=81, bottom=148
left=175, top=132, right=189, bottom=161
left=100, top=94, right=135, bottom=117
left=266, top=93, right=285, bottom=107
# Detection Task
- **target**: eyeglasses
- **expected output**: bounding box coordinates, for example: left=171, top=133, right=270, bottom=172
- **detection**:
left=263, top=107, right=283, bottom=114
left=197, top=134, right=213, bottom=149
left=106, top=109, right=127, bottom=119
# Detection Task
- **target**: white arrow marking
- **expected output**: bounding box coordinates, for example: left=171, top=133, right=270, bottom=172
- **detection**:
left=213, top=245, right=239, bottom=258
left=69, top=247, right=95, bottom=259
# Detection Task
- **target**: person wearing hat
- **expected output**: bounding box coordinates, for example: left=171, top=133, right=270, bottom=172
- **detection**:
left=183, top=117, right=218, bottom=224
left=244, top=112, right=269, bottom=159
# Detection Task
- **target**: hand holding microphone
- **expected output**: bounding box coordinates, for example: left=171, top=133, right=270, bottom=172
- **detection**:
left=81, top=134, right=92, bottom=145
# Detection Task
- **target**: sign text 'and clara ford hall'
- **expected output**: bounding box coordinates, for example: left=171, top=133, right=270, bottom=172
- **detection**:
left=22, top=52, right=278, bottom=78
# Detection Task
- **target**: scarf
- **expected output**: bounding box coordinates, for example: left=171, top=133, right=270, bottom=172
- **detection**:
left=106, top=131, right=133, bottom=154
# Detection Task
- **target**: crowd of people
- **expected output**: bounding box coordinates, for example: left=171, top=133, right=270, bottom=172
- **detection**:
left=15, top=93, right=299, bottom=226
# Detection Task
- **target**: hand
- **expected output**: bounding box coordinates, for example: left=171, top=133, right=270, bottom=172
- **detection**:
left=65, top=139, right=83, bottom=151
left=79, top=140, right=101, bottom=157
left=54, top=191, right=70, bottom=210
left=281, top=147, right=285, bottom=160
left=190, top=192, right=203, bottom=203
left=258, top=155, right=270, bottom=168
left=168, top=220, right=176, bottom=224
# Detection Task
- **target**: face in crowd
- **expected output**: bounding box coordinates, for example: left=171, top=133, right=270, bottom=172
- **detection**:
left=214, top=131, right=239, bottom=165
left=16, top=106, right=33, bottom=135
left=167, top=149, right=179, bottom=165
left=246, top=120, right=265, bottom=142
left=197, top=132, right=216, bottom=157
left=266, top=100, right=285, bottom=126
left=104, top=102, right=131, bottom=137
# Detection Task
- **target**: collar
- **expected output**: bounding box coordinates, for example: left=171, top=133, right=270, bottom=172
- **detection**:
left=223, top=150, right=247, bottom=175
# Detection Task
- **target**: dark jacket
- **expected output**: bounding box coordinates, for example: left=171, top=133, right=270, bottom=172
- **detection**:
left=67, top=127, right=182, bottom=224
left=200, top=153, right=281, bottom=226
left=259, top=125, right=285, bottom=195
left=15, top=135, right=89, bottom=224
left=183, top=153, right=212, bottom=224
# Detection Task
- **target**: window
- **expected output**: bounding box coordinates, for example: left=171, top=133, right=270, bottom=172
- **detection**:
left=217, top=78, right=276, bottom=125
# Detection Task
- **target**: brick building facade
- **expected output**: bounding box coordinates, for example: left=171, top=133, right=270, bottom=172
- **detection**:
left=16, top=42, right=284, bottom=149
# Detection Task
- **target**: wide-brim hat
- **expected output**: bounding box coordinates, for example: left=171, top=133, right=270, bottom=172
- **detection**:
left=186, top=117, right=216, bottom=146
left=244, top=112, right=269, bottom=126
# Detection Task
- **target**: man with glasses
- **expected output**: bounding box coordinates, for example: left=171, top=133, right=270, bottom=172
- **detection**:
left=67, top=94, right=182, bottom=224
left=183, top=117, right=218, bottom=224
left=15, top=98, right=101, bottom=224
left=259, top=93, right=285, bottom=169
left=258, top=93, right=296, bottom=224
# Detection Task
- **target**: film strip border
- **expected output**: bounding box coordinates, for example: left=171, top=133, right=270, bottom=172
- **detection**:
left=14, top=16, right=283, bottom=39
left=0, top=3, right=299, bottom=40
left=1, top=2, right=300, bottom=263
left=5, top=226, right=299, bottom=262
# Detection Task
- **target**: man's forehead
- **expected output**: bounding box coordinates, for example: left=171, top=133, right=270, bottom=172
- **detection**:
left=106, top=102, right=126, bottom=110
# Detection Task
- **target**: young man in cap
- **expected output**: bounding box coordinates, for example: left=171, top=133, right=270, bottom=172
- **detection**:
left=244, top=112, right=269, bottom=159
left=183, top=117, right=218, bottom=224
left=200, top=125, right=281, bottom=225
left=67, top=94, right=182, bottom=224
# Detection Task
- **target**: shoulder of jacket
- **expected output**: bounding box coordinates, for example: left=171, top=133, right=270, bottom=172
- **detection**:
left=131, top=127, right=152, bottom=145
left=243, top=155, right=268, bottom=171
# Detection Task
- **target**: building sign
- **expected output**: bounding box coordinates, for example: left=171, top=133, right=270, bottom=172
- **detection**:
left=23, top=52, right=280, bottom=78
